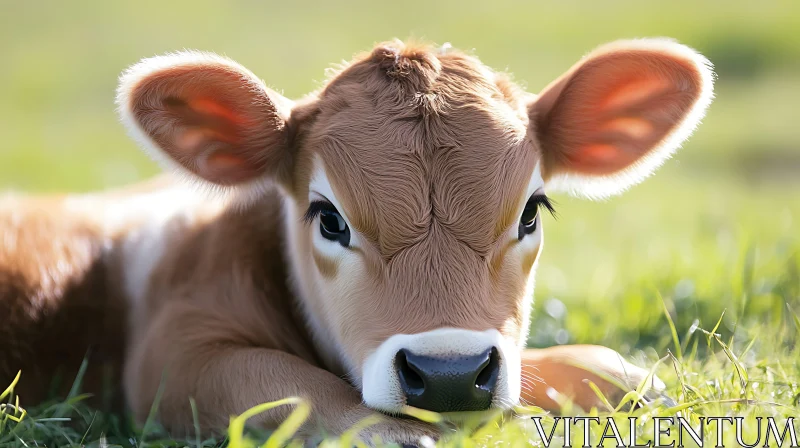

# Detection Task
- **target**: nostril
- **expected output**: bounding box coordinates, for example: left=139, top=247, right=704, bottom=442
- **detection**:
left=474, top=347, right=500, bottom=391
left=396, top=349, right=425, bottom=393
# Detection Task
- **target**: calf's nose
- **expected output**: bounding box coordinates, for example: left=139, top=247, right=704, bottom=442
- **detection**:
left=395, top=347, right=500, bottom=412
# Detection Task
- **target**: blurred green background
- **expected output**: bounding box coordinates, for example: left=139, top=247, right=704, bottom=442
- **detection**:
left=1, top=0, right=798, bottom=353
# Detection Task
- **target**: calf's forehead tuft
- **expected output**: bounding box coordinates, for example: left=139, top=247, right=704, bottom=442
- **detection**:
left=318, top=41, right=520, bottom=116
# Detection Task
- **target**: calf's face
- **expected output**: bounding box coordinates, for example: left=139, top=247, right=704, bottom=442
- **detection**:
left=118, top=39, right=713, bottom=414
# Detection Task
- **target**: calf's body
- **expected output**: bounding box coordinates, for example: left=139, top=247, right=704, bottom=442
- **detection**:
left=0, top=179, right=659, bottom=436
left=0, top=38, right=713, bottom=443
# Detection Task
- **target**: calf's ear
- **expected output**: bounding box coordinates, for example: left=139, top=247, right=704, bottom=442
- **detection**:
left=117, top=51, right=294, bottom=189
left=529, top=39, right=714, bottom=199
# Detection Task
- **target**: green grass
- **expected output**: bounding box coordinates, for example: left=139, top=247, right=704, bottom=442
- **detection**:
left=1, top=0, right=799, bottom=446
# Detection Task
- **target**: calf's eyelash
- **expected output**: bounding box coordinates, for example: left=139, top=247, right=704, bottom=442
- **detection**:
left=529, top=194, right=558, bottom=219
left=303, top=200, right=338, bottom=224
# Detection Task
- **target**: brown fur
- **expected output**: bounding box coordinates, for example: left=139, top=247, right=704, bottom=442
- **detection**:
left=1, top=39, right=712, bottom=443
left=0, top=197, right=117, bottom=405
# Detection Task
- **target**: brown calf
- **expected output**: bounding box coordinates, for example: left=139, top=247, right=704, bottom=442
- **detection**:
left=0, top=38, right=713, bottom=443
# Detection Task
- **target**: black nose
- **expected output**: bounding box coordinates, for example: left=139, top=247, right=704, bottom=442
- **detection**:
left=395, top=347, right=500, bottom=412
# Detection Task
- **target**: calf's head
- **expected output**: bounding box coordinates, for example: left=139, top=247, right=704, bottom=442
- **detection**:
left=118, top=39, right=713, bottom=414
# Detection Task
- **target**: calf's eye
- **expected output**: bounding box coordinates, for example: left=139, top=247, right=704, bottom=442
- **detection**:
left=320, top=209, right=349, bottom=244
left=304, top=200, right=351, bottom=247
left=517, top=194, right=556, bottom=241
left=518, top=200, right=540, bottom=239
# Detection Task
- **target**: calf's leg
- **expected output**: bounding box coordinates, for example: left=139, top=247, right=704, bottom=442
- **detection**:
left=126, top=300, right=438, bottom=444
left=519, top=345, right=667, bottom=412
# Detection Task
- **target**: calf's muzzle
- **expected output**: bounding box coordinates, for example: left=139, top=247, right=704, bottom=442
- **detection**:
left=395, top=347, right=500, bottom=412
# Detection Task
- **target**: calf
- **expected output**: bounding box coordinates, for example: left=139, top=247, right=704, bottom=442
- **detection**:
left=0, top=38, right=713, bottom=443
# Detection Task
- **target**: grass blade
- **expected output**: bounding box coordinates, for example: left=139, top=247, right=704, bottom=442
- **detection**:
left=660, top=291, right=683, bottom=360
left=226, top=397, right=308, bottom=448
left=0, top=371, right=21, bottom=403
left=263, top=399, right=310, bottom=448
left=787, top=303, right=800, bottom=334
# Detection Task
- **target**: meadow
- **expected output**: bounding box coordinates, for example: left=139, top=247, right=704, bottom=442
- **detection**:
left=1, top=1, right=798, bottom=446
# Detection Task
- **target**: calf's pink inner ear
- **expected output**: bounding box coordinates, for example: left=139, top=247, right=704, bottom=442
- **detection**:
left=160, top=95, right=261, bottom=184
left=533, top=51, right=703, bottom=178
left=128, top=64, right=288, bottom=186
